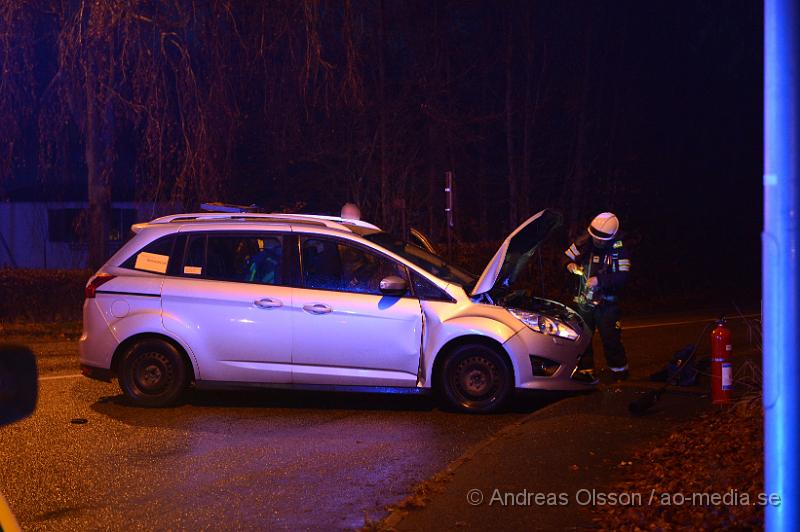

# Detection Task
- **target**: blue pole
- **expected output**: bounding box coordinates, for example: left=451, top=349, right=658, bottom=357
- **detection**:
left=764, top=0, right=800, bottom=529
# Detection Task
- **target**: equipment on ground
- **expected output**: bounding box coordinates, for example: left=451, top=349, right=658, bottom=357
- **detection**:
left=710, top=318, right=733, bottom=405
left=649, top=344, right=699, bottom=386
left=629, top=319, right=724, bottom=415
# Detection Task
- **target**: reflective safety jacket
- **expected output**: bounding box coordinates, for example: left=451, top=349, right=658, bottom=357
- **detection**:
left=564, top=233, right=631, bottom=298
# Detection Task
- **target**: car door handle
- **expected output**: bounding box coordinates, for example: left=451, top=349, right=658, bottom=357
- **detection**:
left=302, top=303, right=332, bottom=315
left=254, top=298, right=283, bottom=309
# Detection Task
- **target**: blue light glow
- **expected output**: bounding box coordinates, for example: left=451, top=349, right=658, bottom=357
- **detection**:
left=764, top=0, right=799, bottom=529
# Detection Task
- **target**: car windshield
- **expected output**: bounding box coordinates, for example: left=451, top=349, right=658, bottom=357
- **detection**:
left=364, top=232, right=477, bottom=288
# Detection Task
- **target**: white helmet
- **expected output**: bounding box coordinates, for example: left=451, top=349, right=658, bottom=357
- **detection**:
left=588, top=212, right=619, bottom=241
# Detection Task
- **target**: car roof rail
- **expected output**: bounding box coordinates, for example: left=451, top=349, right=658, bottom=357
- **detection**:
left=131, top=215, right=316, bottom=233
left=148, top=213, right=316, bottom=225
left=264, top=213, right=380, bottom=231
left=141, top=212, right=379, bottom=233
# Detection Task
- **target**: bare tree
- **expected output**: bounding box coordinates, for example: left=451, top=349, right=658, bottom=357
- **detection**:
left=0, top=4, right=38, bottom=186
left=504, top=9, right=518, bottom=229
left=6, top=1, right=242, bottom=267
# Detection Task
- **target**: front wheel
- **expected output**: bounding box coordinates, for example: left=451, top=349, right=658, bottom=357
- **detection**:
left=439, top=344, right=514, bottom=413
left=118, top=338, right=188, bottom=407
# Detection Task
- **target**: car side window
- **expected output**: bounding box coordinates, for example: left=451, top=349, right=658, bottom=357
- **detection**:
left=411, top=271, right=453, bottom=302
left=182, top=233, right=284, bottom=285
left=300, top=237, right=409, bottom=296
left=184, top=234, right=206, bottom=275
left=120, top=235, right=176, bottom=274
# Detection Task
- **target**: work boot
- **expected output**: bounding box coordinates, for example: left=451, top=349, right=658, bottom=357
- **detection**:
left=573, top=369, right=599, bottom=385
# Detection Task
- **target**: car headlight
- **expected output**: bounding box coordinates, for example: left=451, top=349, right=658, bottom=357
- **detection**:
left=507, top=308, right=580, bottom=341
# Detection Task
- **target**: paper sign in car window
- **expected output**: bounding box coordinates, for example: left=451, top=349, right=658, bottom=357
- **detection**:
left=134, top=252, right=169, bottom=274
left=183, top=266, right=202, bottom=275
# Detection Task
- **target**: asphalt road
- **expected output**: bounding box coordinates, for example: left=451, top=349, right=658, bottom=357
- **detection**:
left=0, top=311, right=760, bottom=530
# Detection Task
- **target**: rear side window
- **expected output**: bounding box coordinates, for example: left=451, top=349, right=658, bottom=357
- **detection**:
left=182, top=234, right=284, bottom=285
left=120, top=235, right=176, bottom=274
left=184, top=234, right=206, bottom=274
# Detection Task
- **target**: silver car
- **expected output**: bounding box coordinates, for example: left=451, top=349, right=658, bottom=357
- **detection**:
left=80, top=209, right=593, bottom=413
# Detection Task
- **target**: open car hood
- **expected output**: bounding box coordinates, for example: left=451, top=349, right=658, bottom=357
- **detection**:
left=470, top=209, right=562, bottom=297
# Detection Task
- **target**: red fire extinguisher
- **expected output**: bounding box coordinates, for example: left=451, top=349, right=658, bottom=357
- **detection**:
left=711, top=318, right=733, bottom=405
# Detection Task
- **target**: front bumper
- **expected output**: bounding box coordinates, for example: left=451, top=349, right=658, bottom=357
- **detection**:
left=504, top=328, right=596, bottom=391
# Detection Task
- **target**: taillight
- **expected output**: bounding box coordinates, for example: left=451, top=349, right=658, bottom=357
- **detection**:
left=85, top=273, right=116, bottom=299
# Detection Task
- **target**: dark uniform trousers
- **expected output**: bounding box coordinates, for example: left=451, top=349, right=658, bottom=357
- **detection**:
left=577, top=301, right=628, bottom=371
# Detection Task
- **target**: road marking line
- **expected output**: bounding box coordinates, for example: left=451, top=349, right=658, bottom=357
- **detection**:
left=625, top=313, right=760, bottom=330
left=39, top=373, right=82, bottom=381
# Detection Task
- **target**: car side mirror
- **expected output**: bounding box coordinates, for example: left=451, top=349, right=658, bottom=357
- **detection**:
left=379, top=275, right=408, bottom=296
left=0, top=345, right=38, bottom=426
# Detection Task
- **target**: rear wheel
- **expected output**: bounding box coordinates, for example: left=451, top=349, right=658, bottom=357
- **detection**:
left=118, top=338, right=188, bottom=407
left=439, top=344, right=513, bottom=413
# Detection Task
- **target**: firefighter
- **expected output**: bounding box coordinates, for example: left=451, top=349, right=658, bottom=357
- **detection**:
left=564, top=212, right=631, bottom=383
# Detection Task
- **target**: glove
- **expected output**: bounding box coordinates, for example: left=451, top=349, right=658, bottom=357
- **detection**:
left=567, top=263, right=582, bottom=275
left=587, top=276, right=599, bottom=288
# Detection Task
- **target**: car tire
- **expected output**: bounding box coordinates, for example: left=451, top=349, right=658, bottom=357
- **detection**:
left=118, top=338, right=188, bottom=407
left=439, top=343, right=513, bottom=414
